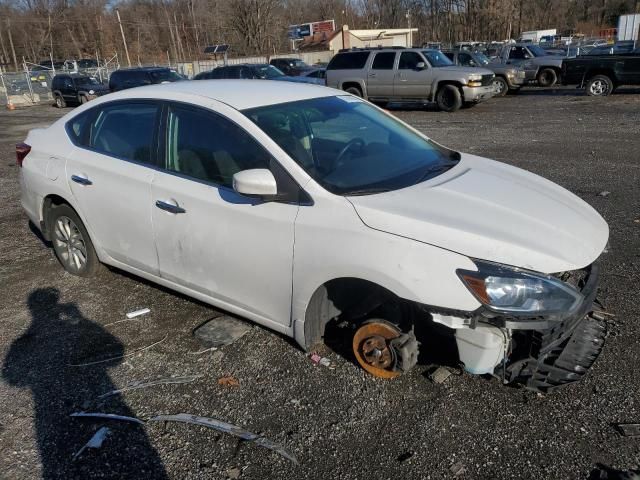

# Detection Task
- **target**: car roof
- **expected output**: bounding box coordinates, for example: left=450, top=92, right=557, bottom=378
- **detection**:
left=114, top=67, right=170, bottom=73
left=104, top=79, right=337, bottom=110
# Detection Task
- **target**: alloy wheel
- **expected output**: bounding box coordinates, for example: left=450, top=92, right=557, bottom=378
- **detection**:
left=53, top=216, right=88, bottom=272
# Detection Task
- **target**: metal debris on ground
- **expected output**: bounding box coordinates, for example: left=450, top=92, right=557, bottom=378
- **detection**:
left=69, top=334, right=168, bottom=367
left=97, top=374, right=203, bottom=400
left=126, top=307, right=151, bottom=319
left=70, top=412, right=146, bottom=425
left=218, top=376, right=240, bottom=387
left=149, top=414, right=298, bottom=464
left=104, top=317, right=144, bottom=328
left=193, top=315, right=251, bottom=348
left=615, top=423, right=640, bottom=437
left=188, top=347, right=218, bottom=355
left=73, top=426, right=111, bottom=461
left=429, top=366, right=453, bottom=384
left=598, top=191, right=611, bottom=197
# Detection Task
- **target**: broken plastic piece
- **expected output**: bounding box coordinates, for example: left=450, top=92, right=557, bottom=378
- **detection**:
left=218, top=376, right=240, bottom=387
left=70, top=412, right=146, bottom=425
left=615, top=423, right=640, bottom=437
left=97, top=374, right=203, bottom=400
left=69, top=334, right=168, bottom=367
left=73, top=427, right=110, bottom=461
left=149, top=414, right=298, bottom=464
left=126, top=308, right=150, bottom=319
left=309, top=352, right=322, bottom=364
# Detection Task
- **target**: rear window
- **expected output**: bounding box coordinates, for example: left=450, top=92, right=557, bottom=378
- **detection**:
left=327, top=52, right=370, bottom=70
left=371, top=52, right=396, bottom=70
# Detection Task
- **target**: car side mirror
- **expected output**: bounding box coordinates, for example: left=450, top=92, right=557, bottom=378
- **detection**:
left=233, top=169, right=278, bottom=198
left=416, top=62, right=427, bottom=70
left=524, top=53, right=531, bottom=59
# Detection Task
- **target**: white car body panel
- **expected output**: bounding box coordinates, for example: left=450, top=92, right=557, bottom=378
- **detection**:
left=348, top=154, right=609, bottom=273
left=18, top=81, right=608, bottom=352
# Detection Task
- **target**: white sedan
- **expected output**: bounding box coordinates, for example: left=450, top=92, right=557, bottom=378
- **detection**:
left=18, top=80, right=608, bottom=391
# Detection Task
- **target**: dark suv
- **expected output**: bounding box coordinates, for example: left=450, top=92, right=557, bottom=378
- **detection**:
left=269, top=58, right=311, bottom=76
left=51, top=73, right=109, bottom=108
left=108, top=67, right=183, bottom=92
left=193, top=64, right=286, bottom=80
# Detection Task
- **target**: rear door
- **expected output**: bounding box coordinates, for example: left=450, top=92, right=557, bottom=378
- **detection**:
left=150, top=101, right=299, bottom=327
left=66, top=101, right=160, bottom=274
left=61, top=77, right=76, bottom=103
left=367, top=52, right=397, bottom=97
left=394, top=51, right=433, bottom=98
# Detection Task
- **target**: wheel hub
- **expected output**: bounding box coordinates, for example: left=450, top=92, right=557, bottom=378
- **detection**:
left=353, top=321, right=401, bottom=379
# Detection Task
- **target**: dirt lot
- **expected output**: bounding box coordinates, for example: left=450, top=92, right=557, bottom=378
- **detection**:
left=0, top=87, right=639, bottom=480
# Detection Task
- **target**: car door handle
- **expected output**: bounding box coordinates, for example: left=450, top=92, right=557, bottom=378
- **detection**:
left=155, top=200, right=186, bottom=214
left=368, top=73, right=376, bottom=77
left=71, top=174, right=92, bottom=186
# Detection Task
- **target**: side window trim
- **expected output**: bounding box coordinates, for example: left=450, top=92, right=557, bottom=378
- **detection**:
left=160, top=100, right=311, bottom=204
left=65, top=99, right=163, bottom=169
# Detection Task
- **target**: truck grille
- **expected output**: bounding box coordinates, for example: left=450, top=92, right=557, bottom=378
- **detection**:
left=481, top=74, right=494, bottom=86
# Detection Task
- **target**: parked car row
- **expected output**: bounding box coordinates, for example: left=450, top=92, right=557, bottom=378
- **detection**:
left=50, top=46, right=640, bottom=111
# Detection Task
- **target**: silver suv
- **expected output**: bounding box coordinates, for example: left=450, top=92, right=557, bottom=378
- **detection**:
left=325, top=48, right=496, bottom=112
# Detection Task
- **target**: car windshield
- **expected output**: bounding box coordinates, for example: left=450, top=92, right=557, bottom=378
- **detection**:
left=422, top=50, right=454, bottom=67
left=244, top=96, right=460, bottom=195
left=473, top=52, right=490, bottom=65
left=255, top=65, right=285, bottom=78
left=75, top=76, right=101, bottom=86
left=149, top=70, right=183, bottom=82
left=527, top=45, right=548, bottom=57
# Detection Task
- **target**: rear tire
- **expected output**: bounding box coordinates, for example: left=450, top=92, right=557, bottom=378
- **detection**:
left=537, top=68, right=557, bottom=87
left=344, top=86, right=363, bottom=97
left=80, top=95, right=88, bottom=104
left=436, top=85, right=462, bottom=112
left=586, top=75, right=613, bottom=97
left=48, top=204, right=101, bottom=277
left=55, top=95, right=66, bottom=108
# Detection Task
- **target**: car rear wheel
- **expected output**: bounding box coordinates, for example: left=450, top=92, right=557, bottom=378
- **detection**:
left=49, top=204, right=100, bottom=277
left=55, top=95, right=66, bottom=108
left=586, top=75, right=613, bottom=96
left=492, top=77, right=509, bottom=96
left=537, top=68, right=557, bottom=87
left=436, top=85, right=462, bottom=112
left=80, top=95, right=88, bottom=104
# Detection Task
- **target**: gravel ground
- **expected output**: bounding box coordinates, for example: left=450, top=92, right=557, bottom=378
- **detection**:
left=0, top=87, right=639, bottom=480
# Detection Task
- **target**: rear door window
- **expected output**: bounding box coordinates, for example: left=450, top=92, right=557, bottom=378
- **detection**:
left=87, top=102, right=160, bottom=165
left=327, top=52, right=370, bottom=70
left=398, top=52, right=423, bottom=69
left=371, top=52, right=396, bottom=70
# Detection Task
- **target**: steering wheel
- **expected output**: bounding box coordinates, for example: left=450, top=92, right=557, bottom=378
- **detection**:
left=334, top=138, right=365, bottom=168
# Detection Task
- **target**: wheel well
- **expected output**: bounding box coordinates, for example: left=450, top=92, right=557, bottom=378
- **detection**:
left=585, top=69, right=615, bottom=82
left=41, top=194, right=73, bottom=241
left=433, top=81, right=463, bottom=101
left=341, top=82, right=363, bottom=95
left=303, top=278, right=398, bottom=350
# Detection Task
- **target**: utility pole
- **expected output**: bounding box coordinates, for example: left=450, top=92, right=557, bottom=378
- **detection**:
left=6, top=20, right=18, bottom=72
left=48, top=13, right=54, bottom=62
left=0, top=21, right=9, bottom=72
left=116, top=8, right=131, bottom=67
left=406, top=9, right=412, bottom=47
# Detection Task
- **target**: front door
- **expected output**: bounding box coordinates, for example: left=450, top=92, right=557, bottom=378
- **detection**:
left=66, top=101, right=160, bottom=274
left=367, top=51, right=397, bottom=98
left=394, top=51, right=433, bottom=98
left=151, top=102, right=299, bottom=327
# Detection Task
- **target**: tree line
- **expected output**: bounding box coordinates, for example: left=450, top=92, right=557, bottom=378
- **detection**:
left=0, top=0, right=638, bottom=71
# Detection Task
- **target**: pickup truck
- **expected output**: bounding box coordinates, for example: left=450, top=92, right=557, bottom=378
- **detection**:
left=492, top=43, right=564, bottom=87
left=561, top=50, right=640, bottom=96
left=326, top=47, right=495, bottom=112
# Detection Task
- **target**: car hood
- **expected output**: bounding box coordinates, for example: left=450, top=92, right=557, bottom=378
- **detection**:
left=347, top=154, right=608, bottom=273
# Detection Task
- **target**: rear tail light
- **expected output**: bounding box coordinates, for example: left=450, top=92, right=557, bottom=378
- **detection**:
left=16, top=143, right=31, bottom=167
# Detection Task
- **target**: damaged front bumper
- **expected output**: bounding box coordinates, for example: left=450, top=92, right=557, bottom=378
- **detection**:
left=432, top=263, right=606, bottom=392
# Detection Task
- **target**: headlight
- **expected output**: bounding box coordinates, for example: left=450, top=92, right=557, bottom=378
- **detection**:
left=89, top=89, right=95, bottom=95
left=457, top=260, right=583, bottom=314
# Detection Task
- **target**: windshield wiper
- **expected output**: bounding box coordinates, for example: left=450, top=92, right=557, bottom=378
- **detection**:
left=416, top=161, right=458, bottom=183
left=344, top=187, right=393, bottom=196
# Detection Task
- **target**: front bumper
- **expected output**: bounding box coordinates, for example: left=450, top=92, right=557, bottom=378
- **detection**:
left=507, top=72, right=526, bottom=88
left=462, top=85, right=495, bottom=103
left=497, top=263, right=606, bottom=391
